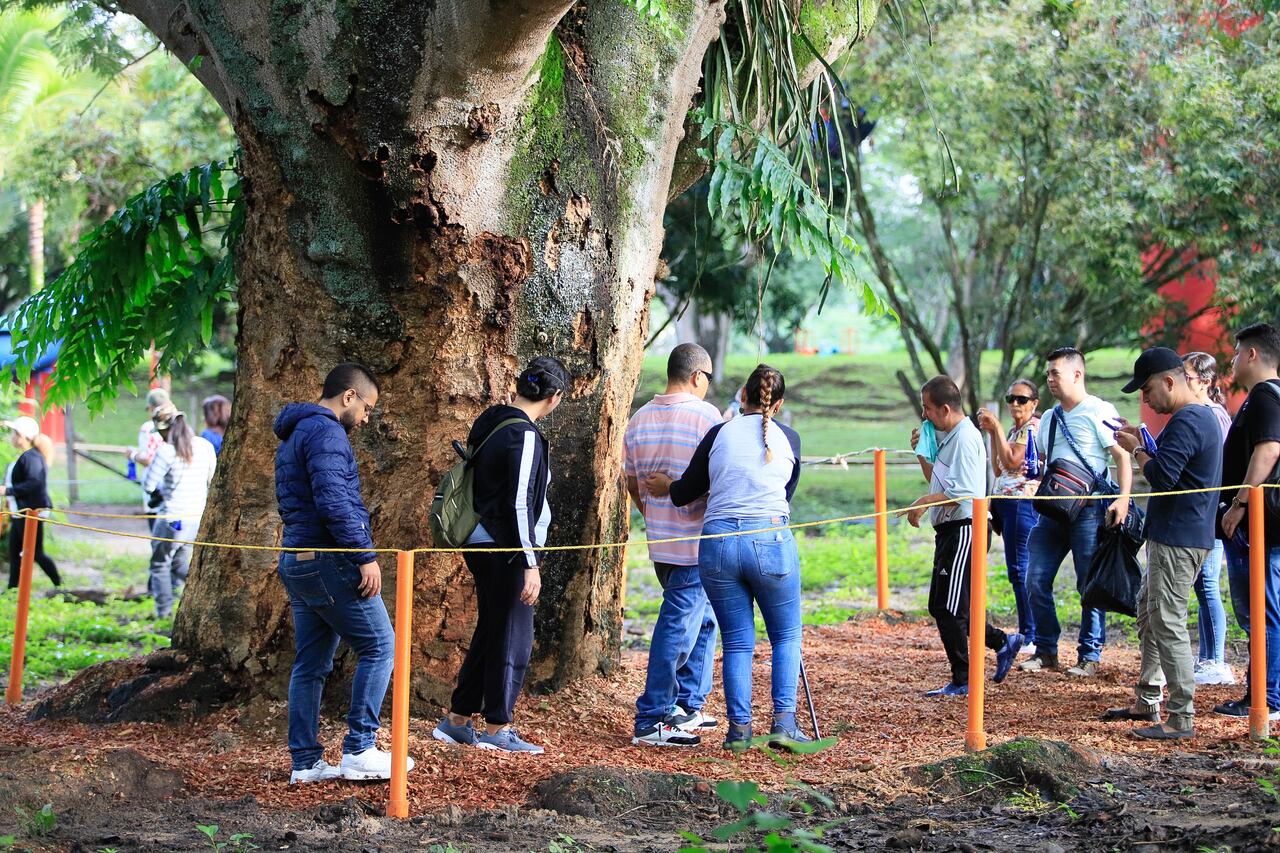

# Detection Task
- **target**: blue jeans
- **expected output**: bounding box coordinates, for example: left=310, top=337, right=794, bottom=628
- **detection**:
left=1223, top=536, right=1280, bottom=709
left=993, top=498, right=1037, bottom=640
left=278, top=552, right=395, bottom=770
left=1193, top=540, right=1226, bottom=664
left=698, top=517, right=802, bottom=726
left=1026, top=501, right=1107, bottom=662
left=634, top=563, right=719, bottom=731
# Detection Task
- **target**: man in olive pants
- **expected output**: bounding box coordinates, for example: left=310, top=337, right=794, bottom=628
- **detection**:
left=1105, top=348, right=1222, bottom=739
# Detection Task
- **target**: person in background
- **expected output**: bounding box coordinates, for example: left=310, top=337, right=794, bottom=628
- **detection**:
left=1, top=416, right=60, bottom=589
left=905, top=376, right=1022, bottom=697
left=646, top=364, right=809, bottom=751
left=1183, top=351, right=1234, bottom=686
left=433, top=356, right=568, bottom=755
left=142, top=403, right=217, bottom=619
left=722, top=385, right=745, bottom=421
left=625, top=344, right=722, bottom=748
left=201, top=395, right=231, bottom=455
left=127, top=388, right=170, bottom=527
left=1019, top=347, right=1132, bottom=677
left=1214, top=323, right=1280, bottom=722
left=977, top=379, right=1042, bottom=655
left=274, top=362, right=410, bottom=783
left=1104, top=348, right=1221, bottom=739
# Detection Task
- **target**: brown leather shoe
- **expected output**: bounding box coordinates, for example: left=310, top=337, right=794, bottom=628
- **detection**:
left=1101, top=706, right=1159, bottom=722
left=1133, top=723, right=1193, bottom=740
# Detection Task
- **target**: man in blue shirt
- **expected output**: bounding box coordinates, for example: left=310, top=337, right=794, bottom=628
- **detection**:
left=1106, top=347, right=1222, bottom=739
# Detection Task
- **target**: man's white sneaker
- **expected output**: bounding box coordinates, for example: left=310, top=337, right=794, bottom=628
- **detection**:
left=290, top=759, right=342, bottom=784
left=631, top=722, right=701, bottom=747
left=1020, top=643, right=1037, bottom=657
left=340, top=747, right=415, bottom=781
left=670, top=705, right=718, bottom=732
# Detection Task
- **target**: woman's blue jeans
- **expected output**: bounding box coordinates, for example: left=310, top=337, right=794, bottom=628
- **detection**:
left=993, top=498, right=1037, bottom=640
left=698, top=517, right=802, bottom=727
left=1193, top=540, right=1226, bottom=664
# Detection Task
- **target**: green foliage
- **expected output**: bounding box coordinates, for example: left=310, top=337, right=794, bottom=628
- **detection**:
left=545, top=834, right=593, bottom=853
left=9, top=159, right=243, bottom=411
left=0, top=591, right=171, bottom=687
left=13, top=803, right=56, bottom=837
left=845, top=0, right=1280, bottom=402
left=680, top=778, right=838, bottom=853
left=625, top=0, right=678, bottom=35
left=196, top=824, right=258, bottom=852
left=696, top=0, right=885, bottom=321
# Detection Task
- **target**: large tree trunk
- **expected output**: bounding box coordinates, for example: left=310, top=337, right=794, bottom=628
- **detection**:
left=142, top=0, right=725, bottom=710
left=33, top=0, right=877, bottom=719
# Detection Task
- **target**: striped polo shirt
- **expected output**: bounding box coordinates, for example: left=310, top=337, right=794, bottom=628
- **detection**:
left=623, top=393, right=722, bottom=566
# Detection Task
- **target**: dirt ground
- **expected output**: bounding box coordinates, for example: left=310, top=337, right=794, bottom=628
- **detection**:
left=1, top=616, right=1279, bottom=851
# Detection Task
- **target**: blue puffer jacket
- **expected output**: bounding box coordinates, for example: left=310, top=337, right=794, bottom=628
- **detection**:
left=274, top=403, right=375, bottom=564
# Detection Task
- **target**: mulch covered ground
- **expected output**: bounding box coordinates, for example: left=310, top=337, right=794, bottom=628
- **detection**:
left=0, top=615, right=1263, bottom=817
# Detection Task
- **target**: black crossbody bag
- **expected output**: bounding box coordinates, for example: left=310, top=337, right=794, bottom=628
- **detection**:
left=1033, top=406, right=1112, bottom=523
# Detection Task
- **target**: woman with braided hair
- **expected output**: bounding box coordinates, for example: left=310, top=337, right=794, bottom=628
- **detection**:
left=646, top=364, right=807, bottom=751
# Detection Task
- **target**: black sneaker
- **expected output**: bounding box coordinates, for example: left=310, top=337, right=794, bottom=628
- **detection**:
left=631, top=722, right=701, bottom=747
left=768, top=724, right=814, bottom=752
left=724, top=722, right=753, bottom=752
left=1214, top=698, right=1249, bottom=718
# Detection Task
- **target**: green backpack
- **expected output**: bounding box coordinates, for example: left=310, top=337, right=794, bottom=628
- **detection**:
left=430, top=418, right=525, bottom=549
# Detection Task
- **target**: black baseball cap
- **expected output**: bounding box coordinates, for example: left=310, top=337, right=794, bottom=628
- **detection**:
left=1122, top=347, right=1185, bottom=393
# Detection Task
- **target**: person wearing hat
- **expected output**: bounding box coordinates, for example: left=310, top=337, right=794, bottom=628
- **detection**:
left=141, top=402, right=217, bottom=618
left=128, top=388, right=172, bottom=522
left=1, top=416, right=60, bottom=589
left=1103, top=347, right=1222, bottom=739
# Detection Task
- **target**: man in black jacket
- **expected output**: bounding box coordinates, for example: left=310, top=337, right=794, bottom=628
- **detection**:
left=274, top=363, right=414, bottom=784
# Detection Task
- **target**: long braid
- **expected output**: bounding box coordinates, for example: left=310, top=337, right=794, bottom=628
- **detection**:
left=760, top=375, right=774, bottom=464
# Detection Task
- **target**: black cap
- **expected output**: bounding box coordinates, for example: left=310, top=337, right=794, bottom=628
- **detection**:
left=1122, top=347, right=1185, bottom=393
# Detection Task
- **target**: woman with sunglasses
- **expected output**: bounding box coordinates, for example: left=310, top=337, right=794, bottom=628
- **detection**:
left=1182, top=352, right=1235, bottom=686
left=977, top=380, right=1042, bottom=654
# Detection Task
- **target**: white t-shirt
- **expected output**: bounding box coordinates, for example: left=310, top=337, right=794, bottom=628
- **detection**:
left=142, top=436, right=217, bottom=538
left=1035, top=394, right=1120, bottom=476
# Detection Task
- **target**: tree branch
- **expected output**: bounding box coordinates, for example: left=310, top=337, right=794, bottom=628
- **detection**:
left=115, top=0, right=233, bottom=118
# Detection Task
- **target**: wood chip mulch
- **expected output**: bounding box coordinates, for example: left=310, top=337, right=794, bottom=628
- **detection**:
left=0, top=616, right=1261, bottom=817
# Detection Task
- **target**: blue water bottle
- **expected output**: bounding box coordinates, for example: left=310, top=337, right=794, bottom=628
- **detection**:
left=1139, top=423, right=1158, bottom=456
left=1024, top=425, right=1040, bottom=478
left=127, top=458, right=137, bottom=481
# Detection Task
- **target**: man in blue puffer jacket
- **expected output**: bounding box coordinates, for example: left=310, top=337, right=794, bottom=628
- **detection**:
left=274, top=363, right=414, bottom=784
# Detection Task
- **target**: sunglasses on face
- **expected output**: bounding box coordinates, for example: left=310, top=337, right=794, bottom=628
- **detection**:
left=1005, top=394, right=1036, bottom=405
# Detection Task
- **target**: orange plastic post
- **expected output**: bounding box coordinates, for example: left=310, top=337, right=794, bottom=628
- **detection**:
left=966, top=498, right=988, bottom=752
left=1249, top=487, right=1270, bottom=741
left=6, top=511, right=39, bottom=705
left=388, top=550, right=415, bottom=817
left=875, top=450, right=889, bottom=609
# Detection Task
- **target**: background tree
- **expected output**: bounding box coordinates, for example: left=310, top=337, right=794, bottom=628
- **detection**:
left=844, top=0, right=1280, bottom=410
left=6, top=0, right=881, bottom=715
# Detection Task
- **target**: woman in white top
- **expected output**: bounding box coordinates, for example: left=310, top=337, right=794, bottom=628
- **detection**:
left=142, top=403, right=216, bottom=618
left=977, top=379, right=1042, bottom=652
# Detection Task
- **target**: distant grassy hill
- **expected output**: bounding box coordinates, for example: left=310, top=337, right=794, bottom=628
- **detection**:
left=633, top=347, right=1144, bottom=523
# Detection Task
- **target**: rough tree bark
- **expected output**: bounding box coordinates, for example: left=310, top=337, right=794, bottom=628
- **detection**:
left=40, top=0, right=879, bottom=718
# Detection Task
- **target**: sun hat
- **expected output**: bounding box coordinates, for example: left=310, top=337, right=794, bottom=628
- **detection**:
left=1, top=416, right=40, bottom=441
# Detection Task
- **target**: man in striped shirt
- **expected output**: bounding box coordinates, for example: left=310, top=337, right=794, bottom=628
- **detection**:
left=626, top=344, right=723, bottom=746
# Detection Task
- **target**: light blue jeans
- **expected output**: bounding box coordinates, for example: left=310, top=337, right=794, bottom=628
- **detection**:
left=1193, top=540, right=1226, bottom=664
left=697, top=517, right=802, bottom=726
